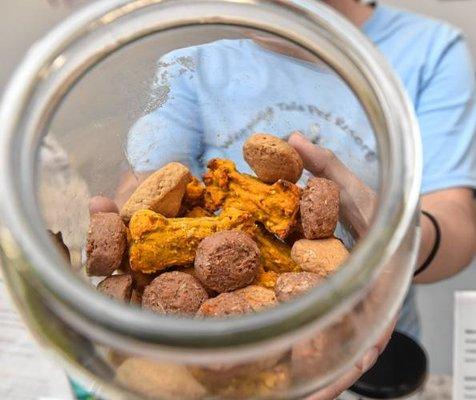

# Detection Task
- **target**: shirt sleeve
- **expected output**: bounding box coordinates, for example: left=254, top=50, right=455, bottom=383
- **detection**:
left=417, top=29, right=476, bottom=194
left=126, top=48, right=203, bottom=175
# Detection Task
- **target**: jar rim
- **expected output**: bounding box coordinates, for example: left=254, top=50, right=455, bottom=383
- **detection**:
left=0, top=0, right=421, bottom=350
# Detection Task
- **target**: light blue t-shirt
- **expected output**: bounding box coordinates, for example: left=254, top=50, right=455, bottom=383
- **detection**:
left=126, top=5, right=476, bottom=340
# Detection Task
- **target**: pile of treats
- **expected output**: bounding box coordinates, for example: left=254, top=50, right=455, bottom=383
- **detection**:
left=85, top=133, right=351, bottom=397
left=86, top=132, right=349, bottom=315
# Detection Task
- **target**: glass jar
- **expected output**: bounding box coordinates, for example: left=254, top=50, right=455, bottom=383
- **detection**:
left=0, top=0, right=422, bottom=399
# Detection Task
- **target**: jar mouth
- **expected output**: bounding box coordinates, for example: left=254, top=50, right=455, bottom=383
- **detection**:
left=0, top=0, right=421, bottom=349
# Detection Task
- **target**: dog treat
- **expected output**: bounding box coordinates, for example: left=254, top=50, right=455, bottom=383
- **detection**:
left=196, top=292, right=253, bottom=317
left=234, top=285, right=277, bottom=311
left=194, top=231, right=260, bottom=293
left=291, top=238, right=349, bottom=277
left=300, top=177, right=340, bottom=239
left=212, top=364, right=291, bottom=399
left=142, top=271, right=209, bottom=315
left=120, top=162, right=191, bottom=222
left=184, top=206, right=212, bottom=218
left=204, top=159, right=300, bottom=239
left=128, top=209, right=255, bottom=273
left=274, top=272, right=322, bottom=302
left=97, top=274, right=133, bottom=302
left=291, top=316, right=356, bottom=381
left=183, top=176, right=206, bottom=209
left=253, top=267, right=280, bottom=289
left=116, top=358, right=207, bottom=400
left=86, top=212, right=127, bottom=276
left=243, top=133, right=303, bottom=184
left=254, top=227, right=301, bottom=274
left=191, top=351, right=284, bottom=390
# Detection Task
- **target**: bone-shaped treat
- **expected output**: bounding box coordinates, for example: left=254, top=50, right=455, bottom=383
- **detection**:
left=204, top=159, right=300, bottom=239
left=254, top=227, right=301, bottom=275
left=128, top=209, right=255, bottom=273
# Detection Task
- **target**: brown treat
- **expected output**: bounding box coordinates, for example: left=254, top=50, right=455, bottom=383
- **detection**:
left=291, top=238, right=349, bottom=277
left=89, top=195, right=119, bottom=215
left=120, top=258, right=155, bottom=293
left=97, top=274, right=133, bottom=302
left=129, top=209, right=255, bottom=273
left=142, top=272, right=208, bottom=315
left=86, top=212, right=127, bottom=276
left=274, top=272, right=322, bottom=302
left=234, top=285, right=277, bottom=312
left=243, top=133, right=303, bottom=184
left=291, top=316, right=356, bottom=381
left=203, top=159, right=300, bottom=239
left=197, top=292, right=253, bottom=317
left=300, top=177, right=340, bottom=239
left=194, top=231, right=260, bottom=293
left=120, top=162, right=191, bottom=222
left=116, top=358, right=207, bottom=400
left=180, top=266, right=217, bottom=297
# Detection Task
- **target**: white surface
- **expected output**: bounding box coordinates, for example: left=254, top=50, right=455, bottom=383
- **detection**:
left=417, top=257, right=476, bottom=374
left=0, top=271, right=74, bottom=400
left=453, top=291, right=476, bottom=400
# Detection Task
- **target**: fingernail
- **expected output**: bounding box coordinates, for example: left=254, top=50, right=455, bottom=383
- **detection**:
left=361, top=347, right=379, bottom=372
left=289, top=130, right=304, bottom=139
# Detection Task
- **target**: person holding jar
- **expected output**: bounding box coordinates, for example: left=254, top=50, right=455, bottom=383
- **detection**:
left=83, top=0, right=476, bottom=399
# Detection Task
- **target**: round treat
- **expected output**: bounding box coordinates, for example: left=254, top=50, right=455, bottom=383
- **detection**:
left=86, top=212, right=127, bottom=276
left=197, top=292, right=253, bottom=317
left=142, top=271, right=209, bottom=315
left=97, top=274, right=133, bottom=302
left=291, top=316, right=355, bottom=381
left=194, top=231, right=260, bottom=293
left=243, top=133, right=303, bottom=183
left=116, top=358, right=207, bottom=400
left=234, top=285, right=278, bottom=311
left=275, top=272, right=322, bottom=302
left=300, top=177, right=340, bottom=239
left=291, top=238, right=349, bottom=277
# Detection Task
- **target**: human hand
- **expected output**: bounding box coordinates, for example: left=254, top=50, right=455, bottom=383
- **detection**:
left=288, top=132, right=377, bottom=238
left=304, top=320, right=396, bottom=400
left=288, top=132, right=387, bottom=399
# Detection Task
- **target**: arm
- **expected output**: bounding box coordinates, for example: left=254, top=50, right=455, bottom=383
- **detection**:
left=416, top=189, right=476, bottom=283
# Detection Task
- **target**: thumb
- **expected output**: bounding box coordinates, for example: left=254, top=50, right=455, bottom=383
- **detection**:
left=289, top=132, right=377, bottom=237
left=288, top=132, right=335, bottom=178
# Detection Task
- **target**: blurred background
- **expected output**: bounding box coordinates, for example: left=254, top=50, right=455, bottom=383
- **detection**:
left=0, top=0, right=475, bottom=380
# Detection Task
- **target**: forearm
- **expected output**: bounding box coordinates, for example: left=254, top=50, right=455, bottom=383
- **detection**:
left=414, top=190, right=476, bottom=284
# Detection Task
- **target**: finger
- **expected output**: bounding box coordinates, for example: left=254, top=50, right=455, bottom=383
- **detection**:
left=304, top=347, right=379, bottom=400
left=89, top=196, right=119, bottom=215
left=289, top=132, right=377, bottom=237
left=305, top=319, right=397, bottom=400
left=288, top=132, right=336, bottom=178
